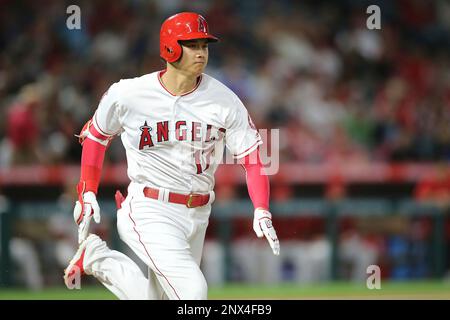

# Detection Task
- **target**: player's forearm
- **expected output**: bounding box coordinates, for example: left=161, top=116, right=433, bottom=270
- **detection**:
left=77, top=121, right=109, bottom=195
left=79, top=138, right=107, bottom=195
left=241, top=150, right=270, bottom=210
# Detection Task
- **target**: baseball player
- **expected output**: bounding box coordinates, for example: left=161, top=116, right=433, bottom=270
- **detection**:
left=63, top=12, right=280, bottom=300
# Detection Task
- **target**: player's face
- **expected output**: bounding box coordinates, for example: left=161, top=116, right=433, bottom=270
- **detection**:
left=176, top=39, right=209, bottom=76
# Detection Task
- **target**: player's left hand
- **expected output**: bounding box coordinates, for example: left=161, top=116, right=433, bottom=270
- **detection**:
left=253, top=208, right=280, bottom=255
left=73, top=191, right=100, bottom=244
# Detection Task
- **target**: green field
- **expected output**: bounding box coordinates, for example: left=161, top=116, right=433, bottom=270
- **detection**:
left=0, top=281, right=449, bottom=300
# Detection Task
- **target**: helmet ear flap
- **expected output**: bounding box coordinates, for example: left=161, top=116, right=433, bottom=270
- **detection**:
left=164, top=39, right=182, bottom=63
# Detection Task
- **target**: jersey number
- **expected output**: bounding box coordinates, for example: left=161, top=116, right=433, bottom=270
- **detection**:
left=194, top=145, right=215, bottom=174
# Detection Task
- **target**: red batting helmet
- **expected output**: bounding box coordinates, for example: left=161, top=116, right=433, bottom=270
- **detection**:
left=160, top=12, right=219, bottom=63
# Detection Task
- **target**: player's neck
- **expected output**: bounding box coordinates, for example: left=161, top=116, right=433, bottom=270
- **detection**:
left=161, top=68, right=200, bottom=96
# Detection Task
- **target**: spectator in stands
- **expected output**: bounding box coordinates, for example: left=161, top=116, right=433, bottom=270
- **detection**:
left=5, top=84, right=44, bottom=166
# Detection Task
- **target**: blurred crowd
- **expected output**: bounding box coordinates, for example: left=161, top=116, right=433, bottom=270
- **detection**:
left=2, top=0, right=450, bottom=289
left=0, top=0, right=449, bottom=168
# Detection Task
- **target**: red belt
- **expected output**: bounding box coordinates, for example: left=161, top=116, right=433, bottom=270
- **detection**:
left=143, top=187, right=210, bottom=208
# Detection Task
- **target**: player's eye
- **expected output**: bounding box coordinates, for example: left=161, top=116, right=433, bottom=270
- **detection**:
left=184, top=42, right=207, bottom=49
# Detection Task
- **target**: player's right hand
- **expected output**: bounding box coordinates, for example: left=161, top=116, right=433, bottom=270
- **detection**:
left=73, top=191, right=100, bottom=244
left=253, top=208, right=280, bottom=256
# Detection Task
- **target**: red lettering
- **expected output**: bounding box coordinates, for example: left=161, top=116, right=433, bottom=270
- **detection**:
left=192, top=122, right=202, bottom=142
left=157, top=121, right=169, bottom=142
left=205, top=124, right=212, bottom=142
left=175, top=121, right=187, bottom=141
left=139, top=121, right=154, bottom=149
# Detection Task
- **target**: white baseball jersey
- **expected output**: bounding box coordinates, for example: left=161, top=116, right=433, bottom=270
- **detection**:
left=92, top=71, right=262, bottom=193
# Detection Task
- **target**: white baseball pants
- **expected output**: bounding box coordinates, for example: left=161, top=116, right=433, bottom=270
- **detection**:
left=82, top=182, right=214, bottom=300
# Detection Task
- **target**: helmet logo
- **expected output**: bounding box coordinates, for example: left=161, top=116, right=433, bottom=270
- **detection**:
left=198, top=16, right=207, bottom=33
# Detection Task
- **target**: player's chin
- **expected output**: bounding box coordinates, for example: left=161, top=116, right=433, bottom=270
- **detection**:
left=192, top=62, right=206, bottom=73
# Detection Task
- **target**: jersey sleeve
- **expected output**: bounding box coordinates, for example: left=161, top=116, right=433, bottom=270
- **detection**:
left=225, top=95, right=263, bottom=159
left=92, top=82, right=123, bottom=137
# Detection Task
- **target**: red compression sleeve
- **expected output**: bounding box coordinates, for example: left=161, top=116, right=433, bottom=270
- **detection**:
left=78, top=125, right=108, bottom=195
left=240, top=149, right=270, bottom=210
